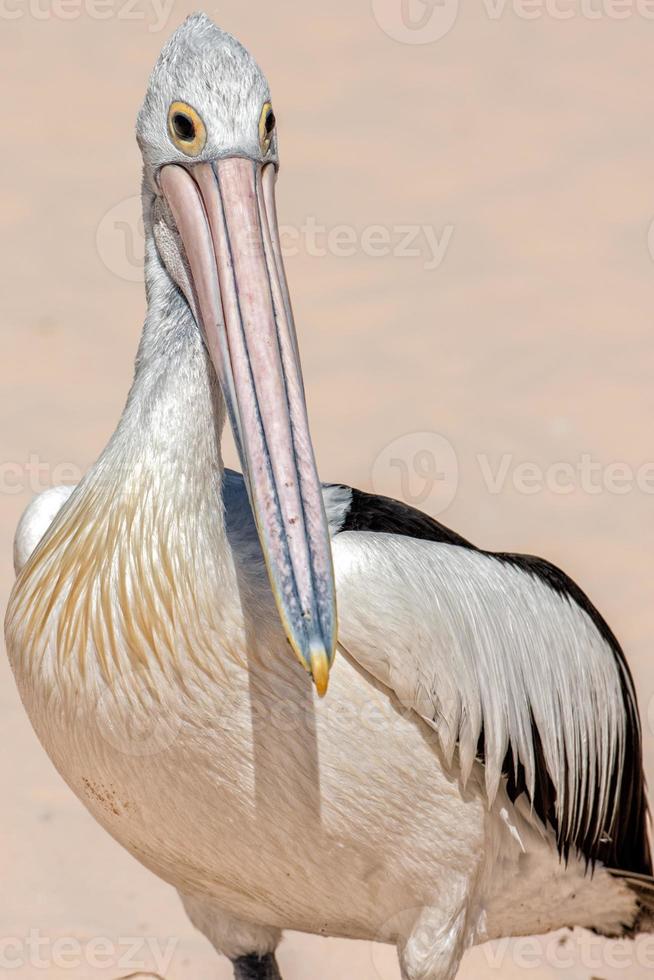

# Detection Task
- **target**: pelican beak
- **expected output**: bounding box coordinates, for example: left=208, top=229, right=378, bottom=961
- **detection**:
left=158, top=158, right=336, bottom=695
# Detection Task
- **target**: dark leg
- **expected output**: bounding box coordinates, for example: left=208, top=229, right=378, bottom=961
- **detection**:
left=232, top=952, right=282, bottom=980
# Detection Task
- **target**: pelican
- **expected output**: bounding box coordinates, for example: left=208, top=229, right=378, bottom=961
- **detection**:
left=6, top=14, right=653, bottom=980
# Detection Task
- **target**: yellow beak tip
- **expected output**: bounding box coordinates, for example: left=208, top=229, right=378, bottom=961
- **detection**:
left=310, top=649, right=331, bottom=697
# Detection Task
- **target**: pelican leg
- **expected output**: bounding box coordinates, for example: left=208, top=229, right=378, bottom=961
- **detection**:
left=178, top=893, right=281, bottom=977
left=397, top=892, right=471, bottom=980
left=232, top=952, right=282, bottom=980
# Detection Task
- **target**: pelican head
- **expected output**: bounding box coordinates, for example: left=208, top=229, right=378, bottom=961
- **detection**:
left=136, top=14, right=336, bottom=695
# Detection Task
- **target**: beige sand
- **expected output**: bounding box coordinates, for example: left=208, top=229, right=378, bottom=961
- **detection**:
left=2, top=2, right=654, bottom=977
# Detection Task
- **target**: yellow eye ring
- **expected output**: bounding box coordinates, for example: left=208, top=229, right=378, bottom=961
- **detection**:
left=259, top=102, right=276, bottom=155
left=167, top=101, right=207, bottom=157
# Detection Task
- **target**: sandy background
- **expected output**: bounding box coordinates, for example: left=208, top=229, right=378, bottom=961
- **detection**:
left=3, top=1, right=654, bottom=977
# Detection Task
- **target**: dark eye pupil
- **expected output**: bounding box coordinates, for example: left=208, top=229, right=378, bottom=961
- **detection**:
left=265, top=110, right=276, bottom=135
left=172, top=112, right=195, bottom=142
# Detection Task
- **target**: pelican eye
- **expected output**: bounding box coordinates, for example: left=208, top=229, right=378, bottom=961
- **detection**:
left=167, top=101, right=207, bottom=157
left=172, top=113, right=195, bottom=140
left=259, top=102, right=276, bottom=154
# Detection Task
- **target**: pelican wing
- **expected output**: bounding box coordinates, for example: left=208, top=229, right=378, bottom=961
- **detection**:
left=328, top=485, right=651, bottom=875
left=13, top=485, right=76, bottom=575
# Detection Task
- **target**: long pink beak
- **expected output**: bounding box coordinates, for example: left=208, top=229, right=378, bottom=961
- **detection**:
left=158, top=158, right=336, bottom=695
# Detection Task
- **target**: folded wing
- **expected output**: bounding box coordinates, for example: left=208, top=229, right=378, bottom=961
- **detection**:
left=329, top=485, right=651, bottom=875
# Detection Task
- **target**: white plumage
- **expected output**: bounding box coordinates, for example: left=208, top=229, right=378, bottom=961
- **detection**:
left=334, top=530, right=627, bottom=827
left=5, top=15, right=653, bottom=980
left=13, top=483, right=74, bottom=574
